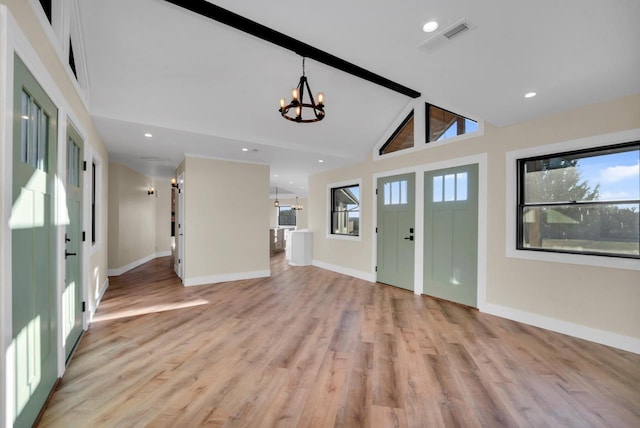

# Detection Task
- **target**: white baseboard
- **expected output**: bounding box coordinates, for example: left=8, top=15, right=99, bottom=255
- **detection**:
left=184, top=269, right=271, bottom=287
left=89, top=278, right=109, bottom=323
left=311, top=260, right=375, bottom=282
left=107, top=252, right=170, bottom=276
left=484, top=303, right=640, bottom=354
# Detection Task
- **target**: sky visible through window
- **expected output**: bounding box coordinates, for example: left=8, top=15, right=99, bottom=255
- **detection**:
left=579, top=150, right=639, bottom=201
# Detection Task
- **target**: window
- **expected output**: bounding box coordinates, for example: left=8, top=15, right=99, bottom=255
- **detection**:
left=38, top=0, right=52, bottom=23
left=21, top=89, right=50, bottom=172
left=432, top=172, right=468, bottom=202
left=69, top=38, right=78, bottom=80
left=383, top=180, right=408, bottom=205
left=426, top=103, right=477, bottom=142
left=278, top=206, right=296, bottom=226
left=517, top=142, right=639, bottom=258
left=379, top=111, right=414, bottom=155
left=67, top=138, right=80, bottom=187
left=331, top=185, right=360, bottom=236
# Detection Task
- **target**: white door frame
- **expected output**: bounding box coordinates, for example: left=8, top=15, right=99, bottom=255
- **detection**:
left=176, top=172, right=185, bottom=280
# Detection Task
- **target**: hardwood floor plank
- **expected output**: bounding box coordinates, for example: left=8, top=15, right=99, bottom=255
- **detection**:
left=36, top=254, right=640, bottom=427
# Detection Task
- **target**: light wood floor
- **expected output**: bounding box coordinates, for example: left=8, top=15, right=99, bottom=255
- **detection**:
left=39, top=254, right=640, bottom=427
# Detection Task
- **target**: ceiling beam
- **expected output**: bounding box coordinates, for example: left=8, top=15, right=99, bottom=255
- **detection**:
left=164, top=0, right=421, bottom=99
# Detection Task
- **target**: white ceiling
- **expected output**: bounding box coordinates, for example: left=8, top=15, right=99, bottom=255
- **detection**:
left=77, top=0, right=640, bottom=195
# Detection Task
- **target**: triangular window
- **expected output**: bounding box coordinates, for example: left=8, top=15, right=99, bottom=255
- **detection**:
left=378, top=111, right=414, bottom=156
left=38, top=0, right=52, bottom=23
left=426, top=103, right=478, bottom=142
left=69, top=38, right=78, bottom=80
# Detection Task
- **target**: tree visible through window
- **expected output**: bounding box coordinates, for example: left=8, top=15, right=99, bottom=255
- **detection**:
left=518, top=142, right=639, bottom=258
left=278, top=206, right=296, bottom=226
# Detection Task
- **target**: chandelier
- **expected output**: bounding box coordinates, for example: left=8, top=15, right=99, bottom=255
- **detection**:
left=279, top=57, right=325, bottom=123
left=291, top=196, right=303, bottom=211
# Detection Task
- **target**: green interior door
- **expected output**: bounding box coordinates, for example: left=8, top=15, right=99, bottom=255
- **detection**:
left=64, top=125, right=84, bottom=361
left=424, top=164, right=478, bottom=307
left=11, top=55, right=59, bottom=428
left=376, top=173, right=415, bottom=291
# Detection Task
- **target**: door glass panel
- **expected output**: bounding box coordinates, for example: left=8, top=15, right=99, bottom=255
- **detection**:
left=37, top=110, right=49, bottom=172
left=444, top=174, right=455, bottom=201
left=456, top=172, right=468, bottom=201
left=21, top=91, right=30, bottom=164
left=67, top=139, right=80, bottom=186
left=433, top=176, right=443, bottom=202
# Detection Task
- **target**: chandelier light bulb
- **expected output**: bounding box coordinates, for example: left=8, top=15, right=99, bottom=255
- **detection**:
left=317, top=92, right=324, bottom=104
left=296, top=106, right=301, bottom=116
left=280, top=98, right=285, bottom=108
left=292, top=88, right=299, bottom=100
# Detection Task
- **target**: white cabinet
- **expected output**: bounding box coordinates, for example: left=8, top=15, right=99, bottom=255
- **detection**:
left=289, top=230, right=313, bottom=266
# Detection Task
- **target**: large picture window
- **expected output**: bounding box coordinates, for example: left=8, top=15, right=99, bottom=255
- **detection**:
left=331, top=185, right=360, bottom=236
left=517, top=142, right=639, bottom=258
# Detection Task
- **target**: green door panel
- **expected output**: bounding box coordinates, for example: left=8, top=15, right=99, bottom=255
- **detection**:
left=12, top=54, right=59, bottom=428
left=377, top=173, right=415, bottom=291
left=64, top=124, right=84, bottom=361
left=424, top=164, right=478, bottom=307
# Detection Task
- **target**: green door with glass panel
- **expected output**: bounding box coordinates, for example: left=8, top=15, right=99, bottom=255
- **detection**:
left=377, top=173, right=415, bottom=291
left=64, top=124, right=84, bottom=361
left=424, top=164, right=478, bottom=307
left=11, top=55, right=58, bottom=428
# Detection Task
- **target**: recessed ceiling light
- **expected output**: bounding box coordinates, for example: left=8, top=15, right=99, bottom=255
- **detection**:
left=144, top=133, right=152, bottom=138
left=274, top=174, right=278, bottom=178
left=318, top=159, right=324, bottom=163
left=289, top=181, right=293, bottom=184
left=524, top=92, right=537, bottom=98
left=423, top=21, right=439, bottom=33
left=242, top=148, right=249, bottom=152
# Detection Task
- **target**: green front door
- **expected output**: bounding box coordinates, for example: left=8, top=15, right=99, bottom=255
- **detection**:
left=11, top=55, right=59, bottom=428
left=64, top=124, right=84, bottom=361
left=424, top=164, right=478, bottom=307
left=377, top=173, right=415, bottom=291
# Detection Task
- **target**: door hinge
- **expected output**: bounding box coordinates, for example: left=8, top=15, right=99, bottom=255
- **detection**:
left=375, top=227, right=378, bottom=233
left=375, top=266, right=377, bottom=272
left=178, top=258, right=181, bottom=264
left=83, top=161, right=87, bottom=171
left=82, top=301, right=86, bottom=312
left=82, top=231, right=86, bottom=242
left=375, top=188, right=378, bottom=195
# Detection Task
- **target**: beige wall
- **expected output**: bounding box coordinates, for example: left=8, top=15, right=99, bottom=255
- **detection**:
left=183, top=156, right=270, bottom=284
left=108, top=163, right=161, bottom=271
left=310, top=94, right=640, bottom=347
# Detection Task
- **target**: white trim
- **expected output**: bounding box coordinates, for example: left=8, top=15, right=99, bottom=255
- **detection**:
left=184, top=270, right=271, bottom=287
left=0, top=7, right=12, bottom=427
left=505, top=128, right=640, bottom=271
left=484, top=303, right=640, bottom=354
left=88, top=278, right=109, bottom=324
left=312, top=260, right=375, bottom=282
left=107, top=251, right=170, bottom=276
left=326, top=178, right=362, bottom=241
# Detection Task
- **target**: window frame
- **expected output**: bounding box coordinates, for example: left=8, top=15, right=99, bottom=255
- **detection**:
left=327, top=179, right=362, bottom=241
left=506, top=128, right=640, bottom=270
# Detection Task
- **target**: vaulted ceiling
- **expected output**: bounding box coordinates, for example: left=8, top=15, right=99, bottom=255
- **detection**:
left=77, top=0, right=640, bottom=195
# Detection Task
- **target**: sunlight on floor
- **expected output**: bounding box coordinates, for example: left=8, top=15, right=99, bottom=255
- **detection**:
left=92, top=299, right=210, bottom=323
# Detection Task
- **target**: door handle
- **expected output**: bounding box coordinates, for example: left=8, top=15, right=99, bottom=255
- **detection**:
left=65, top=251, right=77, bottom=259
left=404, top=236, right=414, bottom=241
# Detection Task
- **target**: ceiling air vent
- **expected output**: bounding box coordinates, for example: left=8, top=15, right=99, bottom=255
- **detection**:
left=417, top=19, right=474, bottom=53
left=442, top=22, right=469, bottom=40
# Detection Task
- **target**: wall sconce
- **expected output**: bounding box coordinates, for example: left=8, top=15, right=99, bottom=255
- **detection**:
left=171, top=178, right=178, bottom=188
left=148, top=187, right=155, bottom=196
